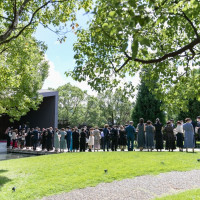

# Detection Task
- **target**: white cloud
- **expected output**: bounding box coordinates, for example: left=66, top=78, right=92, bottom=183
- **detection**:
left=42, top=57, right=140, bottom=100
left=42, top=58, right=98, bottom=96
left=42, top=59, right=67, bottom=89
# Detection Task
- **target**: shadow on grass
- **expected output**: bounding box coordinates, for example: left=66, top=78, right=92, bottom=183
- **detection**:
left=0, top=170, right=11, bottom=189
left=0, top=170, right=8, bottom=174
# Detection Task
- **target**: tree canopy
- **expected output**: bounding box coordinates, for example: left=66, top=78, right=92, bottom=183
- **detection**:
left=132, top=80, right=166, bottom=125
left=68, top=0, right=200, bottom=113
left=56, top=84, right=132, bottom=127
left=0, top=34, right=49, bottom=120
left=0, top=0, right=92, bottom=120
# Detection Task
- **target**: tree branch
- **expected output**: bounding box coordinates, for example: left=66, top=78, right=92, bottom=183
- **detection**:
left=115, top=53, right=132, bottom=72
left=0, top=15, right=12, bottom=22
left=0, top=0, right=68, bottom=45
left=134, top=38, right=200, bottom=64
left=0, top=0, right=31, bottom=43
left=0, top=1, right=52, bottom=45
left=181, top=11, right=199, bottom=38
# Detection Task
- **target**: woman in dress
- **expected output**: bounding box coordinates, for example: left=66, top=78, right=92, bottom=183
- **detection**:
left=137, top=118, right=145, bottom=151
left=183, top=118, right=195, bottom=152
left=93, top=127, right=101, bottom=152
left=119, top=126, right=127, bottom=151
left=88, top=128, right=94, bottom=152
left=163, top=121, right=176, bottom=152
left=11, top=129, right=18, bottom=149
left=25, top=128, right=31, bottom=149
left=145, top=121, right=155, bottom=151
left=154, top=118, right=163, bottom=151
left=60, top=128, right=67, bottom=152
left=174, top=121, right=184, bottom=152
left=41, top=129, right=48, bottom=150
left=54, top=128, right=60, bottom=152
left=72, top=127, right=80, bottom=152
left=80, top=128, right=86, bottom=152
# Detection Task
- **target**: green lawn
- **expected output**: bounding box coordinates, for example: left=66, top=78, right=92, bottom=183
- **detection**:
left=156, top=188, right=200, bottom=200
left=1, top=152, right=200, bottom=200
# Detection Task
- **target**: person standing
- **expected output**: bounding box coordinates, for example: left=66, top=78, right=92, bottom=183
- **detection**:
left=126, top=121, right=136, bottom=151
left=54, top=128, right=60, bottom=152
left=145, top=121, right=155, bottom=151
left=119, top=126, right=127, bottom=151
left=5, top=127, right=11, bottom=148
left=175, top=121, right=184, bottom=152
left=196, top=116, right=200, bottom=141
left=110, top=126, right=118, bottom=151
left=183, top=118, right=195, bottom=152
left=72, top=127, right=79, bottom=152
left=93, top=127, right=101, bottom=152
left=103, top=124, right=110, bottom=151
left=11, top=129, right=18, bottom=149
left=60, top=128, right=67, bottom=153
left=80, top=128, right=86, bottom=152
left=41, top=129, right=48, bottom=151
left=137, top=118, right=145, bottom=151
left=47, top=127, right=53, bottom=151
left=163, top=121, right=176, bottom=152
left=25, top=128, right=31, bottom=149
left=100, top=129, right=104, bottom=150
left=65, top=127, right=72, bottom=152
left=154, top=118, right=163, bottom=151
left=32, top=127, right=39, bottom=151
left=88, top=128, right=94, bottom=152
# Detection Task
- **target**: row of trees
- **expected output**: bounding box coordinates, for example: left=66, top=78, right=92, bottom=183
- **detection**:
left=56, top=83, right=133, bottom=127
left=1, top=0, right=200, bottom=124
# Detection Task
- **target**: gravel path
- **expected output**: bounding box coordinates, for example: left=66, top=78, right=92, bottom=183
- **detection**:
left=42, top=170, right=200, bottom=200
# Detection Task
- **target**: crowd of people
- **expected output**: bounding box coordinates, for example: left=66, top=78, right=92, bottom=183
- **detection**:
left=4, top=116, right=200, bottom=153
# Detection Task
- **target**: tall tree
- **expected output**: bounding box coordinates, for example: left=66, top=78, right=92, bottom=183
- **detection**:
left=84, top=96, right=106, bottom=127
left=57, top=83, right=87, bottom=127
left=132, top=81, right=166, bottom=125
left=0, top=0, right=92, bottom=119
left=177, top=99, right=200, bottom=122
left=69, top=0, right=200, bottom=112
left=98, top=89, right=132, bottom=125
left=0, top=35, right=49, bottom=120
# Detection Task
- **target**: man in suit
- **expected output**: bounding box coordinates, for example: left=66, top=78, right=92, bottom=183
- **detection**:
left=103, top=124, right=110, bottom=151
left=196, top=116, right=200, bottom=141
left=32, top=127, right=39, bottom=151
left=126, top=121, right=136, bottom=151
left=110, top=125, right=118, bottom=151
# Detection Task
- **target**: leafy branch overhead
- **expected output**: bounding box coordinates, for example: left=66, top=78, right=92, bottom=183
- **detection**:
left=69, top=0, right=200, bottom=112
left=0, top=0, right=92, bottom=119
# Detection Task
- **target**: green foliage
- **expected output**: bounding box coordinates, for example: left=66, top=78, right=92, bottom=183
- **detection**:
left=156, top=188, right=200, bottom=200
left=56, top=83, right=87, bottom=127
left=56, top=84, right=132, bottom=127
left=0, top=0, right=92, bottom=120
left=98, top=89, right=133, bottom=125
left=177, top=98, right=200, bottom=122
left=0, top=35, right=49, bottom=120
left=132, top=81, right=166, bottom=125
left=0, top=152, right=200, bottom=200
left=68, top=0, right=200, bottom=113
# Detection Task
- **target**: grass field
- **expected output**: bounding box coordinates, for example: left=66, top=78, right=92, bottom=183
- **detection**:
left=156, top=188, right=200, bottom=200
left=0, top=152, right=200, bottom=200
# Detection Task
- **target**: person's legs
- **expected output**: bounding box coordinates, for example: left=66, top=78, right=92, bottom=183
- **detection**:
left=127, top=136, right=130, bottom=151
left=103, top=138, right=106, bottom=151
left=131, top=137, right=134, bottom=151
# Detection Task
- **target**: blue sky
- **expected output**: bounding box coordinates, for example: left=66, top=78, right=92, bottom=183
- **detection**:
left=34, top=9, right=97, bottom=94
left=35, top=10, right=139, bottom=97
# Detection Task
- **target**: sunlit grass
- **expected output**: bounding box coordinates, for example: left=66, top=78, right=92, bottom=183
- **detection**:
left=0, top=152, right=200, bottom=200
left=156, top=188, right=200, bottom=200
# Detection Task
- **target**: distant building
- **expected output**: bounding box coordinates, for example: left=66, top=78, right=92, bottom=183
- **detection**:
left=0, top=89, right=58, bottom=139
